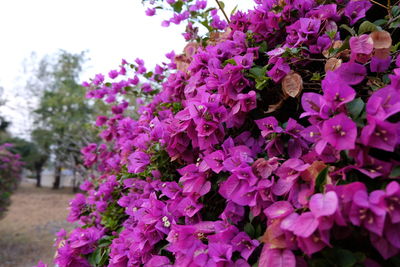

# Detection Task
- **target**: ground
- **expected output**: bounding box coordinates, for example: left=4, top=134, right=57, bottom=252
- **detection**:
left=0, top=181, right=75, bottom=267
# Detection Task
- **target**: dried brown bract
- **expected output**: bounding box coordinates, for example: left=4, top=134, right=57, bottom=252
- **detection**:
left=282, top=72, right=303, bottom=98
left=325, top=58, right=342, bottom=72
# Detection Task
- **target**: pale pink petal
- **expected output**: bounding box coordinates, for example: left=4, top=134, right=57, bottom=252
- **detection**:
left=309, top=191, right=338, bottom=217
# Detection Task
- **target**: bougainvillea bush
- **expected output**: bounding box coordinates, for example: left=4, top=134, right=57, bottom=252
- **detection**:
left=38, top=0, right=400, bottom=266
left=0, top=143, right=22, bottom=218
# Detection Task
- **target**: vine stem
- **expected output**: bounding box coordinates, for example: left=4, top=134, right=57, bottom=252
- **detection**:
left=214, top=0, right=230, bottom=24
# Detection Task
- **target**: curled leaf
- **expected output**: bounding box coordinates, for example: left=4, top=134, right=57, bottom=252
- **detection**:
left=332, top=40, right=343, bottom=49
left=301, top=161, right=327, bottom=182
left=282, top=72, right=303, bottom=98
left=325, top=58, right=342, bottom=72
left=370, top=30, right=392, bottom=49
left=261, top=220, right=287, bottom=249
left=208, top=28, right=231, bottom=45
left=323, top=40, right=344, bottom=58
left=184, top=42, right=200, bottom=58
left=265, top=99, right=284, bottom=113
left=174, top=55, right=190, bottom=72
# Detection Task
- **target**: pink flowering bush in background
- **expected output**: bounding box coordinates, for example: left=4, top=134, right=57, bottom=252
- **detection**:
left=37, top=0, right=400, bottom=266
left=0, top=143, right=22, bottom=218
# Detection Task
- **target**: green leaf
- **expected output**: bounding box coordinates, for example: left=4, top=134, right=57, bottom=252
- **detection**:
left=249, top=66, right=267, bottom=78
left=99, top=248, right=109, bottom=266
left=390, top=20, right=400, bottom=29
left=353, top=252, right=366, bottom=263
left=391, top=42, right=400, bottom=52
left=392, top=5, right=400, bottom=17
left=244, top=223, right=255, bottom=238
left=255, top=78, right=270, bottom=90
left=223, top=58, right=237, bottom=66
left=310, top=72, right=322, bottom=81
left=171, top=0, right=184, bottom=13
left=315, top=167, right=329, bottom=193
left=326, top=30, right=337, bottom=40
left=230, top=4, right=238, bottom=16
left=390, top=166, right=400, bottom=178
left=217, top=1, right=225, bottom=9
left=346, top=98, right=365, bottom=119
left=88, top=248, right=102, bottom=266
left=255, top=224, right=262, bottom=238
left=373, top=19, right=388, bottom=26
left=144, top=71, right=153, bottom=79
left=310, top=259, right=331, bottom=267
left=258, top=41, right=268, bottom=53
left=358, top=21, right=377, bottom=34
left=98, top=235, right=114, bottom=248
left=340, top=24, right=356, bottom=36
left=249, top=212, right=255, bottom=222
left=172, top=102, right=183, bottom=113
left=335, top=249, right=357, bottom=267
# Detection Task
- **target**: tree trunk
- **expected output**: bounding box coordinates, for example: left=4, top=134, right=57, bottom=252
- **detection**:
left=35, top=167, right=42, bottom=187
left=53, top=164, right=62, bottom=189
left=72, top=166, right=79, bottom=193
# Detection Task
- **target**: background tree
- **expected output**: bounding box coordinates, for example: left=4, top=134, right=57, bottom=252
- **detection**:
left=32, top=50, right=100, bottom=190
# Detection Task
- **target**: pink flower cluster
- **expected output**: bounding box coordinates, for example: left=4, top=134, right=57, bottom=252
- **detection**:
left=39, top=0, right=400, bottom=266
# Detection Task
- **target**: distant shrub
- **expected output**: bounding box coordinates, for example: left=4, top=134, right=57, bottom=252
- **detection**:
left=0, top=143, right=22, bottom=218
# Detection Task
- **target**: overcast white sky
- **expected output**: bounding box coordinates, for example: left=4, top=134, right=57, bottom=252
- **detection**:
left=0, top=0, right=254, bottom=138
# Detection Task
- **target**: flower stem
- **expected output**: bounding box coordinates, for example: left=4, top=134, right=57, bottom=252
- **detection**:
left=214, top=0, right=230, bottom=24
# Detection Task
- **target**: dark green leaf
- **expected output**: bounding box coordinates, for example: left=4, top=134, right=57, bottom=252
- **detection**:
left=249, top=66, right=267, bottom=78
left=392, top=5, right=400, bottom=17
left=259, top=41, right=268, bottom=53
left=390, top=20, right=400, bottom=29
left=98, top=235, right=114, bottom=248
left=255, top=224, right=262, bottom=238
left=335, top=249, right=357, bottom=267
left=382, top=74, right=391, bottom=84
left=171, top=1, right=184, bottom=13
left=315, top=167, right=329, bottom=193
left=244, top=223, right=255, bottom=237
left=88, top=248, right=102, bottom=266
left=390, top=166, right=400, bottom=178
left=354, top=252, right=366, bottom=263
left=144, top=71, right=153, bottom=79
left=310, top=259, right=331, bottom=267
left=346, top=98, right=365, bottom=119
left=374, top=19, right=388, bottom=26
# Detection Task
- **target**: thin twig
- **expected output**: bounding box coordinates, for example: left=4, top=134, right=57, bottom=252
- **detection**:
left=369, top=0, right=389, bottom=10
left=214, top=0, right=230, bottom=24
left=388, top=14, right=400, bottom=25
